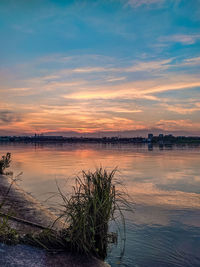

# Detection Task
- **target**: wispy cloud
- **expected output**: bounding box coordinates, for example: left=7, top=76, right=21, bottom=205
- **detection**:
left=1, top=0, right=200, bottom=136
left=72, top=59, right=172, bottom=74
left=1, top=61, right=199, bottom=135
left=162, top=103, right=200, bottom=114
left=159, top=34, right=200, bottom=45
left=0, top=110, right=22, bottom=124
left=126, top=0, right=165, bottom=8
left=63, top=76, right=200, bottom=100
left=180, top=57, right=200, bottom=66
left=72, top=67, right=107, bottom=73
left=106, top=76, right=126, bottom=82
left=1, top=54, right=200, bottom=135
left=124, top=59, right=172, bottom=72
left=156, top=119, right=200, bottom=131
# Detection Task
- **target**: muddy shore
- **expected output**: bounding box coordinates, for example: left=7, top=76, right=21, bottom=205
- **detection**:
left=0, top=174, right=109, bottom=267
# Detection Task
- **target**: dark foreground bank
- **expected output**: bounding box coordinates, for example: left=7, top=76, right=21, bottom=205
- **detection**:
left=0, top=174, right=109, bottom=267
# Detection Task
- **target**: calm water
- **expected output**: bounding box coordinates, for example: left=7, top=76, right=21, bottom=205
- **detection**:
left=0, top=143, right=200, bottom=267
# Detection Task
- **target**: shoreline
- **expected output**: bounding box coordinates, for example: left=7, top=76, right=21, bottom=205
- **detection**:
left=0, top=174, right=63, bottom=234
left=0, top=174, right=108, bottom=267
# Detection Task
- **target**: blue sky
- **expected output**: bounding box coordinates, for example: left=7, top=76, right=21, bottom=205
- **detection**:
left=0, top=0, right=200, bottom=136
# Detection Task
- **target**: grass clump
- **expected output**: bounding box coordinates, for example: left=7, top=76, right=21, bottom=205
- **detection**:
left=55, top=167, right=131, bottom=260
left=0, top=170, right=20, bottom=245
left=0, top=152, right=11, bottom=175
left=0, top=215, right=19, bottom=245
left=22, top=229, right=68, bottom=252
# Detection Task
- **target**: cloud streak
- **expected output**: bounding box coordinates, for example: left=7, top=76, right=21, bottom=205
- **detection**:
left=1, top=54, right=200, bottom=135
left=159, top=34, right=200, bottom=45
left=72, top=59, right=173, bottom=74
left=163, top=103, right=200, bottom=114
left=126, top=0, right=165, bottom=8
left=63, top=77, right=200, bottom=100
left=0, top=110, right=22, bottom=124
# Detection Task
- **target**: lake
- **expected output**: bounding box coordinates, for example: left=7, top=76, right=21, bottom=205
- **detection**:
left=0, top=143, right=200, bottom=267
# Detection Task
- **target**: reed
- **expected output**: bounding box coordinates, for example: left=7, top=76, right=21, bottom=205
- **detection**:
left=0, top=152, right=11, bottom=175
left=55, top=167, right=132, bottom=259
left=0, top=215, right=19, bottom=245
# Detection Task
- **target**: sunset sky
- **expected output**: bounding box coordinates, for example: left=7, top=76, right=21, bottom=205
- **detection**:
left=0, top=0, right=200, bottom=136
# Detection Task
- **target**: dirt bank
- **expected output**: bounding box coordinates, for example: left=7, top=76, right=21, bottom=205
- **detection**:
left=0, top=175, right=109, bottom=267
left=0, top=174, right=63, bottom=234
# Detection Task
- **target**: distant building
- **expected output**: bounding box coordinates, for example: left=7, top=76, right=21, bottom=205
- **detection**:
left=147, top=133, right=153, bottom=142
left=148, top=134, right=153, bottom=139
left=0, top=136, right=10, bottom=141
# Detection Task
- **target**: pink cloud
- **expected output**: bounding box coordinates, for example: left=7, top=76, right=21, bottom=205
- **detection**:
left=159, top=34, right=200, bottom=45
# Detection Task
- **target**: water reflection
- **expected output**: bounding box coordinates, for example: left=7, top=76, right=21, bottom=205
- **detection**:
left=0, top=143, right=200, bottom=266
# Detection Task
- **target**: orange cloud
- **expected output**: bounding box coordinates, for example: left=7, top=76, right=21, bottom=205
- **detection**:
left=1, top=56, right=200, bottom=135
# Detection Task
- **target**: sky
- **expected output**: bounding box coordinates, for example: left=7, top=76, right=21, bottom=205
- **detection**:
left=0, top=0, right=200, bottom=136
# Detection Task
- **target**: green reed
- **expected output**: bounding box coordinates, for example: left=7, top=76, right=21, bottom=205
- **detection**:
left=55, top=167, right=132, bottom=259
left=0, top=153, right=11, bottom=175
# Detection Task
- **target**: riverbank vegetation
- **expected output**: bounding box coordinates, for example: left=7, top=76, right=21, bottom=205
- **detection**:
left=0, top=152, right=11, bottom=175
left=23, top=168, right=132, bottom=259
left=0, top=154, right=132, bottom=260
left=0, top=215, right=19, bottom=245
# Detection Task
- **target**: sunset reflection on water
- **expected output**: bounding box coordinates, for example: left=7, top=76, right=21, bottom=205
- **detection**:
left=0, top=143, right=200, bottom=266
